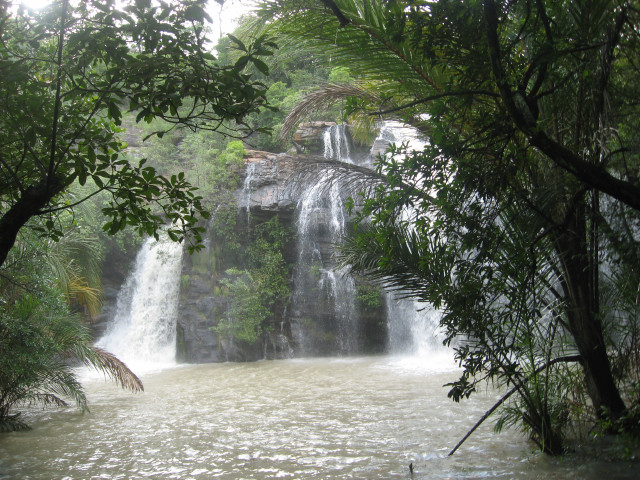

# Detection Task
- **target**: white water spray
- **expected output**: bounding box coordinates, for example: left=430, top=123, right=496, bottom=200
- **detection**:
left=384, top=291, right=455, bottom=371
left=241, top=162, right=257, bottom=227
left=323, top=124, right=352, bottom=163
left=98, top=235, right=184, bottom=372
left=291, top=170, right=360, bottom=354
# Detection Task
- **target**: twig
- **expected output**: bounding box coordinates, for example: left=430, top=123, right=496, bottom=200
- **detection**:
left=448, top=354, right=582, bottom=456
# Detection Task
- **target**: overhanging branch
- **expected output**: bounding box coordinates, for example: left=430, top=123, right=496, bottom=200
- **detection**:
left=370, top=90, right=500, bottom=116
left=483, top=0, right=640, bottom=212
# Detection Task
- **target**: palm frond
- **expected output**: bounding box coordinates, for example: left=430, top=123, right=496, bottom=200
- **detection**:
left=33, top=367, right=86, bottom=411
left=75, top=346, right=144, bottom=393
left=338, top=220, right=446, bottom=301
left=27, top=393, right=69, bottom=408
left=257, top=0, right=432, bottom=79
left=1, top=294, right=143, bottom=430
left=280, top=82, right=379, bottom=140
left=284, top=154, right=436, bottom=210
left=49, top=228, right=103, bottom=295
left=286, top=157, right=383, bottom=198
left=67, top=276, right=103, bottom=321
left=253, top=0, right=447, bottom=103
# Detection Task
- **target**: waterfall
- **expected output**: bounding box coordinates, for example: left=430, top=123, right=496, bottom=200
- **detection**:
left=290, top=129, right=360, bottom=355
left=368, top=122, right=451, bottom=361
left=98, top=235, right=184, bottom=372
left=385, top=293, right=444, bottom=353
left=289, top=121, right=449, bottom=358
left=241, top=162, right=257, bottom=227
left=323, top=124, right=352, bottom=164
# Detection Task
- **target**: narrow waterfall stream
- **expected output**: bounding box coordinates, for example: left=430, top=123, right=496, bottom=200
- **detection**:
left=241, top=161, right=257, bottom=228
left=290, top=170, right=360, bottom=355
left=323, top=124, right=353, bottom=164
left=289, top=122, right=383, bottom=355
left=97, top=235, right=183, bottom=372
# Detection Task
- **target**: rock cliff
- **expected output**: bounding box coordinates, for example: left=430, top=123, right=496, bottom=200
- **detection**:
left=97, top=122, right=388, bottom=363
left=176, top=123, right=387, bottom=362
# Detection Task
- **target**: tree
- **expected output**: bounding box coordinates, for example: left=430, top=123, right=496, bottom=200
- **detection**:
left=0, top=0, right=274, bottom=268
left=254, top=0, right=640, bottom=452
left=0, top=224, right=142, bottom=431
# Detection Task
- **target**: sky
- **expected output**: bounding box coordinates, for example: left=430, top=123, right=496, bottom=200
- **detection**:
left=206, top=0, right=256, bottom=39
left=18, top=0, right=255, bottom=38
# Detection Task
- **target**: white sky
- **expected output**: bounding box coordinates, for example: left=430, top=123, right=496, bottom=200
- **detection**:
left=207, top=0, right=256, bottom=39
left=18, top=0, right=255, bottom=38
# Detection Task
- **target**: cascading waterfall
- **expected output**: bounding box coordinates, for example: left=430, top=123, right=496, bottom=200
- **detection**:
left=98, top=235, right=184, bottom=371
left=290, top=121, right=447, bottom=358
left=369, top=122, right=450, bottom=359
left=290, top=133, right=360, bottom=355
left=323, top=124, right=352, bottom=164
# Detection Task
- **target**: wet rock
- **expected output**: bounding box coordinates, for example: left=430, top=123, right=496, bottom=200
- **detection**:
left=293, top=121, right=337, bottom=154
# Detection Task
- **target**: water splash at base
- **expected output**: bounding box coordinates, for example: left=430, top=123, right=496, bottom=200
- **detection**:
left=97, top=235, right=183, bottom=374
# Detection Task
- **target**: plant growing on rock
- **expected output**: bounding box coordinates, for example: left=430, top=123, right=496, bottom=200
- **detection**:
left=212, top=218, right=292, bottom=345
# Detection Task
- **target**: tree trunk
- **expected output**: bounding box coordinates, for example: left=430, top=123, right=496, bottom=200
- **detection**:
left=553, top=203, right=627, bottom=419
left=0, top=179, right=64, bottom=268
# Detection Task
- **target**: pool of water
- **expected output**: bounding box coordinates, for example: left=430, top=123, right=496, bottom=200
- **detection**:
left=1, top=356, right=638, bottom=479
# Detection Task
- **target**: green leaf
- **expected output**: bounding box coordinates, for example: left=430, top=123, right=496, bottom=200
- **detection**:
left=234, top=55, right=250, bottom=70
left=185, top=5, right=212, bottom=23
left=227, top=34, right=247, bottom=52
left=252, top=58, right=270, bottom=76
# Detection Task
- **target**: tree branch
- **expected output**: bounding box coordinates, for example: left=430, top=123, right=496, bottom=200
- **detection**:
left=448, top=354, right=583, bottom=456
left=319, top=0, right=350, bottom=27
left=369, top=90, right=499, bottom=116
left=483, top=0, right=640, bottom=212
left=47, top=0, right=70, bottom=190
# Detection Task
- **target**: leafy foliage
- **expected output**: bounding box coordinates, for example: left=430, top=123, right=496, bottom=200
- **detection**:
left=216, top=26, right=352, bottom=151
left=213, top=217, right=292, bottom=344
left=258, top=0, right=640, bottom=454
left=0, top=0, right=273, bottom=268
left=355, top=282, right=383, bottom=311
left=0, top=225, right=142, bottom=431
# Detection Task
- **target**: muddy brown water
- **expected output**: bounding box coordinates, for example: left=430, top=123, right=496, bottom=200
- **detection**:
left=1, top=356, right=639, bottom=479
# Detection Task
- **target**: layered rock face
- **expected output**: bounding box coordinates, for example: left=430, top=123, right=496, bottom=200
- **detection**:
left=292, top=121, right=337, bottom=154
left=177, top=150, right=304, bottom=363
left=237, top=149, right=309, bottom=216
left=176, top=123, right=387, bottom=362
left=98, top=122, right=388, bottom=363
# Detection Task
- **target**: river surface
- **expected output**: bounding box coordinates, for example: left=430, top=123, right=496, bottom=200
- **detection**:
left=1, top=356, right=639, bottom=479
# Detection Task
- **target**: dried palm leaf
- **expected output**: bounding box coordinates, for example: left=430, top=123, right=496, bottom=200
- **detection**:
left=280, top=83, right=379, bottom=141
left=67, top=276, right=103, bottom=321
